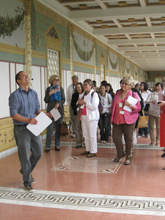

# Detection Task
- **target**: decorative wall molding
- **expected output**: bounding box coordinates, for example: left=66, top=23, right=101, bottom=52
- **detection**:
left=0, top=6, right=24, bottom=38
left=72, top=32, right=94, bottom=62
left=33, top=0, right=68, bottom=27
left=74, top=61, right=94, bottom=70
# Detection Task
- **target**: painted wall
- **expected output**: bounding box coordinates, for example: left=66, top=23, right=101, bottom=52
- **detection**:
left=0, top=0, right=147, bottom=153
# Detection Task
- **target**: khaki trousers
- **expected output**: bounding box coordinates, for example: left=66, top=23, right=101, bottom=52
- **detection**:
left=76, top=115, right=83, bottom=146
left=69, top=106, right=77, bottom=134
left=149, top=114, right=160, bottom=144
left=113, top=123, right=135, bottom=160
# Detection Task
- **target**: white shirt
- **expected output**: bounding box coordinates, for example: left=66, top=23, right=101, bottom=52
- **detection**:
left=67, top=84, right=75, bottom=105
left=99, top=93, right=112, bottom=114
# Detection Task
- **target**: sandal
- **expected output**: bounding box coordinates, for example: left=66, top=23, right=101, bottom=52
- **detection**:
left=81, top=151, right=90, bottom=155
left=113, top=153, right=126, bottom=162
left=86, top=153, right=96, bottom=158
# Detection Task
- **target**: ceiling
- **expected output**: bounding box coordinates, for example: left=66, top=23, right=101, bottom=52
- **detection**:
left=39, top=0, right=165, bottom=71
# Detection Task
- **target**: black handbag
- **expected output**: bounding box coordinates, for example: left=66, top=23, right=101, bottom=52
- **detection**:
left=144, top=104, right=149, bottom=112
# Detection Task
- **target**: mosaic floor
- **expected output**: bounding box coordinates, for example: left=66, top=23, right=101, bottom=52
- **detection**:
left=51, top=156, right=124, bottom=174
left=0, top=187, right=165, bottom=217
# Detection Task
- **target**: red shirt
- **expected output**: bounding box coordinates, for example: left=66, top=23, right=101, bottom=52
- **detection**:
left=113, top=98, right=126, bottom=124
left=81, top=106, right=87, bottom=115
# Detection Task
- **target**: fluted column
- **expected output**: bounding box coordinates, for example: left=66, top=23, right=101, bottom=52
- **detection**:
left=69, top=23, right=74, bottom=76
left=24, top=0, right=32, bottom=86
left=93, top=39, right=96, bottom=80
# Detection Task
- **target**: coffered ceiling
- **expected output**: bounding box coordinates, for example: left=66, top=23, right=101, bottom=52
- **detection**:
left=38, top=0, right=165, bottom=71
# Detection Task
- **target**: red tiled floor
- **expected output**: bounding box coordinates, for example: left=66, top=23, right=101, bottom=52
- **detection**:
left=1, top=203, right=165, bottom=220
left=0, top=135, right=165, bottom=219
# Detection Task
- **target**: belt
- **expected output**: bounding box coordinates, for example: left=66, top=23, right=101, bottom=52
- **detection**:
left=14, top=124, right=27, bottom=127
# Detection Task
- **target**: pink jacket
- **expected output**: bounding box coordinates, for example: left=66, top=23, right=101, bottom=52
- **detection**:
left=111, top=89, right=141, bottom=124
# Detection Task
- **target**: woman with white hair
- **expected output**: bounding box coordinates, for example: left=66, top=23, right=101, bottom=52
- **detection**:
left=44, top=75, right=65, bottom=152
left=78, top=79, right=99, bottom=158
left=111, top=76, right=141, bottom=165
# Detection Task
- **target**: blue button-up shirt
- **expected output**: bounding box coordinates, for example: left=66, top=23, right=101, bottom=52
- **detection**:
left=9, top=87, right=40, bottom=125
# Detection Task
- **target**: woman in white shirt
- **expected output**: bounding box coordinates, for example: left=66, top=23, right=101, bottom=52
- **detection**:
left=146, top=82, right=163, bottom=146
left=99, top=85, right=112, bottom=142
left=78, top=79, right=99, bottom=158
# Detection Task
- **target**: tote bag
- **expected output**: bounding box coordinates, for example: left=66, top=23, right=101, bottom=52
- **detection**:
left=137, top=110, right=148, bottom=128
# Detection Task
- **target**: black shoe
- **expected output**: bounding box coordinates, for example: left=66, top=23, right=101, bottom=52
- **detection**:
left=55, top=147, right=60, bottom=151
left=24, top=185, right=35, bottom=192
left=113, top=153, right=126, bottom=162
left=76, top=145, right=82, bottom=148
left=45, top=149, right=50, bottom=153
left=161, top=153, right=165, bottom=157
left=31, top=175, right=36, bottom=184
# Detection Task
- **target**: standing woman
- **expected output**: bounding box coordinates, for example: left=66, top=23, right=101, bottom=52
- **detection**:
left=44, top=75, right=65, bottom=152
left=111, top=76, right=141, bottom=165
left=71, top=83, right=84, bottom=148
left=138, top=82, right=150, bottom=138
left=78, top=79, right=99, bottom=158
left=106, top=83, right=115, bottom=100
left=145, top=82, right=163, bottom=146
left=99, top=85, right=112, bottom=142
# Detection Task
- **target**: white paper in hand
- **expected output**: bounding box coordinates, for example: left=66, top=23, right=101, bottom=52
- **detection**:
left=27, top=112, right=52, bottom=136
left=50, top=108, right=61, bottom=121
left=123, top=96, right=138, bottom=112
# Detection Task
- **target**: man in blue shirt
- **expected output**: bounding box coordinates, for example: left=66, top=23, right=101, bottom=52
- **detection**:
left=9, top=71, right=43, bottom=192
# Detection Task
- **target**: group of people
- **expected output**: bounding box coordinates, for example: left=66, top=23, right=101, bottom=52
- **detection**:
left=9, top=71, right=165, bottom=192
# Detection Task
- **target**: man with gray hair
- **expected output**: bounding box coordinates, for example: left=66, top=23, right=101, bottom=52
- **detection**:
left=67, top=75, right=78, bottom=138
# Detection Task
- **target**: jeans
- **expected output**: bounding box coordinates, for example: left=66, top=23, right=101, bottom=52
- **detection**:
left=99, top=113, right=110, bottom=142
left=46, top=117, right=63, bottom=149
left=138, top=113, right=149, bottom=137
left=14, top=125, right=42, bottom=186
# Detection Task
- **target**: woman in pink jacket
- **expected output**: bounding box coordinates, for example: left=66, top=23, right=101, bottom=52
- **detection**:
left=111, top=76, right=141, bottom=165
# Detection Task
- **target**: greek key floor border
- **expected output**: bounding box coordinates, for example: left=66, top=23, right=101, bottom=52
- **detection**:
left=0, top=187, right=165, bottom=216
left=43, top=141, right=162, bottom=150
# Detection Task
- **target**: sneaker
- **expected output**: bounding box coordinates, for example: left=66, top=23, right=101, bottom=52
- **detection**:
left=24, top=185, right=35, bottom=192
left=45, top=148, right=50, bottom=153
left=55, top=147, right=60, bottom=151
left=71, top=134, right=76, bottom=138
left=137, top=135, right=142, bottom=138
left=124, top=160, right=132, bottom=165
left=31, top=175, right=36, bottom=184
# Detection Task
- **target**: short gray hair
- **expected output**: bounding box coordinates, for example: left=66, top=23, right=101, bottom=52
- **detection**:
left=122, top=76, right=135, bottom=88
left=72, top=75, right=78, bottom=80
